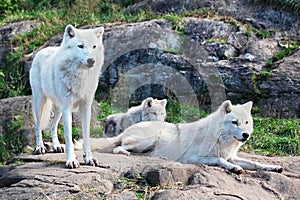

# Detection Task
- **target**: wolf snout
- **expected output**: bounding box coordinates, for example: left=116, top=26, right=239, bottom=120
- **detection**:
left=87, top=58, right=95, bottom=66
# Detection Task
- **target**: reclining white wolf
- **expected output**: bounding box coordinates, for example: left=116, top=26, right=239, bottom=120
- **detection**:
left=91, top=100, right=283, bottom=174
left=30, top=24, right=104, bottom=168
left=104, top=97, right=167, bottom=137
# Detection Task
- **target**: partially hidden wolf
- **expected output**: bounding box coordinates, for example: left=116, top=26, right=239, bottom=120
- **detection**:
left=30, top=24, right=104, bottom=168
left=104, top=97, right=167, bottom=137
left=91, top=100, right=283, bottom=174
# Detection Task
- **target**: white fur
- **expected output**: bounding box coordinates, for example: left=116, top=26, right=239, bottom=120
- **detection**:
left=91, top=100, right=283, bottom=174
left=30, top=24, right=104, bottom=168
left=104, top=97, right=167, bottom=137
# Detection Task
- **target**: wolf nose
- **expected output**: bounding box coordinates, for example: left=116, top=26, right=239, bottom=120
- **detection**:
left=87, top=58, right=95, bottom=66
left=242, top=133, right=249, bottom=139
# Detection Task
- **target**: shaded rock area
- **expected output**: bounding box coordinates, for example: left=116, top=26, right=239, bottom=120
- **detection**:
left=0, top=152, right=299, bottom=199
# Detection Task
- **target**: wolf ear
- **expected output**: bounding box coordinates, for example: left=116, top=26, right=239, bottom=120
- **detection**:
left=220, top=100, right=232, bottom=114
left=242, top=101, right=253, bottom=113
left=94, top=27, right=104, bottom=39
left=160, top=99, right=167, bottom=108
left=65, top=24, right=76, bottom=38
left=143, top=97, right=154, bottom=108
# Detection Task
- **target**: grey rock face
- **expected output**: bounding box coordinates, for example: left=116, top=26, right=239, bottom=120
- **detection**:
left=1, top=1, right=300, bottom=118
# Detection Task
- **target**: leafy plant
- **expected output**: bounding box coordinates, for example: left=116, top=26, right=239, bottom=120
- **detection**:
left=0, top=0, right=20, bottom=16
left=252, top=29, right=270, bottom=39
left=163, top=48, right=183, bottom=54
left=257, top=70, right=272, bottom=80
left=164, top=14, right=185, bottom=34
left=265, top=60, right=273, bottom=68
left=273, top=44, right=299, bottom=61
left=206, top=38, right=227, bottom=43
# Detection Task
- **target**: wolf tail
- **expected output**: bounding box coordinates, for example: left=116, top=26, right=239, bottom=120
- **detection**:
left=40, top=99, right=52, bottom=130
left=75, top=135, right=122, bottom=153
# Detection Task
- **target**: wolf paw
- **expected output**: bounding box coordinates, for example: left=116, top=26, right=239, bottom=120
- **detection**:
left=35, top=146, right=47, bottom=154
left=229, top=165, right=244, bottom=174
left=66, top=159, right=80, bottom=168
left=84, top=157, right=99, bottom=167
left=269, top=165, right=283, bottom=173
left=113, top=147, right=131, bottom=156
left=53, top=146, right=64, bottom=153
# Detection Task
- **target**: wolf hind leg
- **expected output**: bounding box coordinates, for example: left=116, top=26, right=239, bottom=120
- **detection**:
left=51, top=106, right=64, bottom=153
left=32, top=95, right=49, bottom=155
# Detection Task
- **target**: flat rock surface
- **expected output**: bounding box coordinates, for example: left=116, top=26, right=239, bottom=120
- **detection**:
left=0, top=151, right=299, bottom=199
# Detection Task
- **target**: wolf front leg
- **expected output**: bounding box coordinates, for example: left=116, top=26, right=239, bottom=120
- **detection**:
left=80, top=102, right=99, bottom=166
left=62, top=104, right=80, bottom=168
left=229, top=157, right=283, bottom=173
left=188, top=155, right=244, bottom=174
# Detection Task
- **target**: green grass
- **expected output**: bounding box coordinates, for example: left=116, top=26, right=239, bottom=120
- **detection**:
left=242, top=117, right=300, bottom=156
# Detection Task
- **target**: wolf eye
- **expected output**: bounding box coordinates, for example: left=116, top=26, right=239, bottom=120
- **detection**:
left=232, top=120, right=238, bottom=125
left=93, top=45, right=96, bottom=49
left=78, top=44, right=84, bottom=49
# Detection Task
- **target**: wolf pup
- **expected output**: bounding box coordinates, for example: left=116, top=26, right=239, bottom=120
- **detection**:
left=30, top=24, right=104, bottom=168
left=104, top=97, right=167, bottom=137
left=92, top=100, right=283, bottom=174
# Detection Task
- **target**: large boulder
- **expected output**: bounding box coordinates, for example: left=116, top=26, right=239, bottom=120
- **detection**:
left=97, top=18, right=299, bottom=117
left=0, top=152, right=299, bottom=199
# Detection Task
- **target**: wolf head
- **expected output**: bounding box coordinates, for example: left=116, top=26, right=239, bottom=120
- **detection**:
left=62, top=24, right=104, bottom=68
left=219, top=100, right=254, bottom=144
left=141, top=98, right=167, bottom=121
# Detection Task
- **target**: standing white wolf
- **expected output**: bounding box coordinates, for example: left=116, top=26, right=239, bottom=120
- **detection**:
left=104, top=97, right=167, bottom=137
left=30, top=24, right=104, bottom=168
left=91, top=100, right=283, bottom=174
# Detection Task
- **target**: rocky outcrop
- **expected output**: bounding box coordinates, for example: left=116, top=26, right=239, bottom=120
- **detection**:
left=98, top=17, right=299, bottom=117
left=0, top=152, right=299, bottom=199
left=1, top=1, right=299, bottom=118
left=125, top=0, right=300, bottom=38
left=16, top=17, right=299, bottom=118
left=0, top=20, right=43, bottom=74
